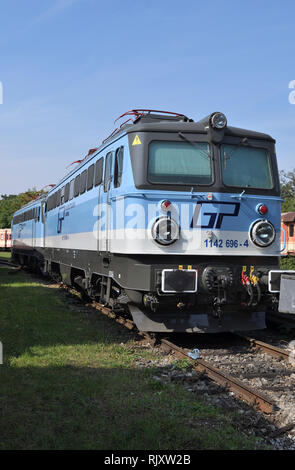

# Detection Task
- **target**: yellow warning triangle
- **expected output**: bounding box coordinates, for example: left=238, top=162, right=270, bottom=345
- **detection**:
left=132, top=135, right=142, bottom=146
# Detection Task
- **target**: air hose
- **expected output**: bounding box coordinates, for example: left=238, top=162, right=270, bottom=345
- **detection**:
left=241, top=271, right=254, bottom=307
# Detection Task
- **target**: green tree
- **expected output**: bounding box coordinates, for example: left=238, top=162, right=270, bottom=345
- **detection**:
left=0, top=188, right=44, bottom=228
left=280, top=169, right=295, bottom=212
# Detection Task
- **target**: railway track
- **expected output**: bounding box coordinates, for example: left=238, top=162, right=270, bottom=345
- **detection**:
left=176, top=330, right=295, bottom=433
left=0, top=258, right=19, bottom=268
left=235, top=333, right=292, bottom=362
left=87, top=298, right=295, bottom=419
left=159, top=337, right=276, bottom=414
left=89, top=299, right=295, bottom=436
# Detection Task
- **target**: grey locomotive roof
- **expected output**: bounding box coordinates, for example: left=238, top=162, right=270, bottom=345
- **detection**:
left=14, top=194, right=46, bottom=215
left=122, top=120, right=275, bottom=143
left=47, top=112, right=276, bottom=195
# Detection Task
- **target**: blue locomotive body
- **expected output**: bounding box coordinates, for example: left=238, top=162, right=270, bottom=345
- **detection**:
left=11, top=110, right=282, bottom=332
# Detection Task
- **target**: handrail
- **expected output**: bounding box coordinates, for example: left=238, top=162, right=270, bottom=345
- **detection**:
left=280, top=226, right=286, bottom=253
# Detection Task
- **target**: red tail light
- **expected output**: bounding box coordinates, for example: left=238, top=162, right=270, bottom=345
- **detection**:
left=161, top=200, right=172, bottom=211
left=258, top=204, right=268, bottom=215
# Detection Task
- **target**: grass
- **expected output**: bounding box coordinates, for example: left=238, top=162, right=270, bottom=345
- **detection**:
left=280, top=255, right=295, bottom=270
left=0, top=267, right=263, bottom=450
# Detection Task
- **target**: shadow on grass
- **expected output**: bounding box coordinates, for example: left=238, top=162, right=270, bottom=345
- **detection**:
left=0, top=364, right=186, bottom=450
left=0, top=362, right=272, bottom=451
left=0, top=269, right=132, bottom=360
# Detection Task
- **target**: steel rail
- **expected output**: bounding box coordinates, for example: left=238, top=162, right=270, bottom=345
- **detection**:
left=235, top=333, right=292, bottom=363
left=0, top=258, right=20, bottom=268
left=160, top=338, right=276, bottom=414
left=91, top=301, right=135, bottom=330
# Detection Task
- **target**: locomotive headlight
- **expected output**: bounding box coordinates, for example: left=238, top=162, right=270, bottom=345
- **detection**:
left=151, top=217, right=179, bottom=246
left=210, top=112, right=227, bottom=129
left=250, top=220, right=276, bottom=247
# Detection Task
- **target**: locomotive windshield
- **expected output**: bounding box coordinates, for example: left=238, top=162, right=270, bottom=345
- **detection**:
left=221, top=144, right=273, bottom=189
left=148, top=141, right=212, bottom=185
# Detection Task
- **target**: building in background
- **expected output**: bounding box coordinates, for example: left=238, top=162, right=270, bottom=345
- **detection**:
left=0, top=228, right=11, bottom=251
left=281, top=212, right=295, bottom=255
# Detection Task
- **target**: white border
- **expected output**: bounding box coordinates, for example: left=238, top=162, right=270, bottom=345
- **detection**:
left=161, top=268, right=198, bottom=293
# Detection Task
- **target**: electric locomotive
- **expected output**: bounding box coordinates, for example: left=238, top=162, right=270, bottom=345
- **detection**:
left=11, top=110, right=283, bottom=332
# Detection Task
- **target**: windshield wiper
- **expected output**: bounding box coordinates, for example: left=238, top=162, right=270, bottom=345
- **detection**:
left=178, top=132, right=212, bottom=161
left=223, top=137, right=249, bottom=169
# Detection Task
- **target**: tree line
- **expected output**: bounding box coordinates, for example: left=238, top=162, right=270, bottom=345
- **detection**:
left=0, top=170, right=295, bottom=229
left=0, top=189, right=44, bottom=228
left=280, top=169, right=295, bottom=212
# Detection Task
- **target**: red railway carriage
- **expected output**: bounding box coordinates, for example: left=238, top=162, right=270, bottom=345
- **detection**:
left=281, top=212, right=295, bottom=255
left=0, top=228, right=12, bottom=250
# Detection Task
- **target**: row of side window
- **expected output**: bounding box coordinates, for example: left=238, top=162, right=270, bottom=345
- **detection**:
left=46, top=157, right=104, bottom=212
left=46, top=146, right=124, bottom=212
left=13, top=206, right=40, bottom=225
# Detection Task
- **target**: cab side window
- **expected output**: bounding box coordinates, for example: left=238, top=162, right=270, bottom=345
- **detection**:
left=114, top=146, right=124, bottom=188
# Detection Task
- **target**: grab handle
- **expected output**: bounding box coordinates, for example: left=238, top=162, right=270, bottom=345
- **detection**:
left=280, top=226, right=286, bottom=253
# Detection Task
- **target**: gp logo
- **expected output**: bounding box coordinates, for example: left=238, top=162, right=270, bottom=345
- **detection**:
left=190, top=201, right=240, bottom=229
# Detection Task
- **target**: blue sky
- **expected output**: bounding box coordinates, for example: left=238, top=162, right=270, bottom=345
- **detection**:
left=0, top=0, right=294, bottom=194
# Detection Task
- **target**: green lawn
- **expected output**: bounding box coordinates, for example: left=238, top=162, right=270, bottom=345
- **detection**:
left=0, top=251, right=11, bottom=260
left=0, top=267, right=262, bottom=450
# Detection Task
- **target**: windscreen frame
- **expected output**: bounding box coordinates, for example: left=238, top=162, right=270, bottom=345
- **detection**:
left=217, top=135, right=280, bottom=196
left=128, top=131, right=280, bottom=196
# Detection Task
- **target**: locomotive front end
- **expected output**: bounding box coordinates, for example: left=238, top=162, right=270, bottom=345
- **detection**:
left=122, top=111, right=281, bottom=332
